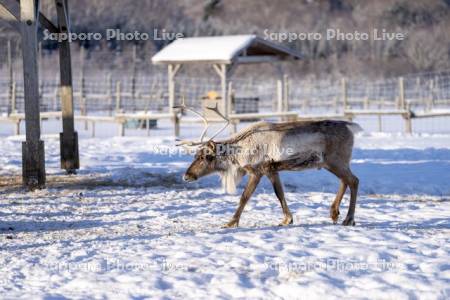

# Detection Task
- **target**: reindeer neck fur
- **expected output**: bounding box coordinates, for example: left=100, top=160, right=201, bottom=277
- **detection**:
left=214, top=141, right=245, bottom=194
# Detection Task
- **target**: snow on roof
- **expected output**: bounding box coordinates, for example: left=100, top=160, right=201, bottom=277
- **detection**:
left=152, top=35, right=300, bottom=64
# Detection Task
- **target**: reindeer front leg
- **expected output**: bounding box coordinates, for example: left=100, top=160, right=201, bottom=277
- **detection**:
left=223, top=172, right=261, bottom=228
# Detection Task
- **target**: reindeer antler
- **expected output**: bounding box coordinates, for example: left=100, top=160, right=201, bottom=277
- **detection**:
left=173, top=97, right=230, bottom=147
left=173, top=96, right=209, bottom=147
left=205, top=103, right=230, bottom=141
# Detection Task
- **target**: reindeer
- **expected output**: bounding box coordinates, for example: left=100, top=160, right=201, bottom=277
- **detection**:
left=176, top=100, right=361, bottom=228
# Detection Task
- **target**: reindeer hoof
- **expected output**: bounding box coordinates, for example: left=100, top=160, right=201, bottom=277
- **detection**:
left=342, top=217, right=355, bottom=226
left=330, top=209, right=340, bottom=224
left=222, top=219, right=239, bottom=228
left=278, top=217, right=293, bottom=226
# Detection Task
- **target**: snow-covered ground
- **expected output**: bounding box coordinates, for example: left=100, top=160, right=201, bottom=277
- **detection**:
left=1, top=122, right=449, bottom=299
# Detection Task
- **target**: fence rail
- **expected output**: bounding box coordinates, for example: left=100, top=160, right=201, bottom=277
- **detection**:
left=1, top=70, right=450, bottom=134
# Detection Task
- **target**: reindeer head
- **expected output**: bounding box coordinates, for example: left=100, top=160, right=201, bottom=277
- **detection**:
left=174, top=97, right=230, bottom=183
left=183, top=141, right=218, bottom=182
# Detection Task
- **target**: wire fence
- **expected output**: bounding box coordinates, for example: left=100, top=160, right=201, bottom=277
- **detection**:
left=1, top=70, right=450, bottom=114
left=1, top=38, right=450, bottom=117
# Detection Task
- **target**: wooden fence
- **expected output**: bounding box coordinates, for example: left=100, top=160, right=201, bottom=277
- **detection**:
left=1, top=70, right=450, bottom=135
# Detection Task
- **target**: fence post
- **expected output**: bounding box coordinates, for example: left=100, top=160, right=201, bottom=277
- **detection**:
left=399, top=77, right=412, bottom=134
left=115, top=80, right=125, bottom=136
left=11, top=73, right=19, bottom=136
left=11, top=76, right=17, bottom=114
left=399, top=77, right=405, bottom=110
left=228, top=81, right=234, bottom=113
left=115, top=80, right=122, bottom=112
left=131, top=44, right=137, bottom=112
left=364, top=97, right=369, bottom=110
left=341, top=78, right=348, bottom=111
left=7, top=40, right=13, bottom=116
left=107, top=73, right=113, bottom=116
left=80, top=47, right=87, bottom=130
left=283, top=74, right=289, bottom=112
left=427, top=79, right=434, bottom=112
left=378, top=101, right=382, bottom=132
left=277, top=79, right=283, bottom=113
left=11, top=70, right=20, bottom=135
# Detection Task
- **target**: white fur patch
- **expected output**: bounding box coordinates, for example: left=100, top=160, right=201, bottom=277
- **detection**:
left=220, top=165, right=242, bottom=194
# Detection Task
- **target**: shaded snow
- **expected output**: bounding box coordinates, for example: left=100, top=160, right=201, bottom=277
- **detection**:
left=1, top=125, right=449, bottom=299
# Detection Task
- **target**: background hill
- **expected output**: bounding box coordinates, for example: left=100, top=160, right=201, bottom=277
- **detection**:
left=1, top=0, right=450, bottom=79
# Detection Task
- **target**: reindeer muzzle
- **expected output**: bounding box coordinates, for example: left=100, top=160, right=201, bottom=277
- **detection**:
left=183, top=173, right=197, bottom=182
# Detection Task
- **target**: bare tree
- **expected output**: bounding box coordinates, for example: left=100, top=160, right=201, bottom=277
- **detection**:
left=406, top=27, right=449, bottom=71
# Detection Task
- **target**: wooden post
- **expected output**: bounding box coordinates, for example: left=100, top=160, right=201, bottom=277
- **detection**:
left=131, top=44, right=137, bottom=112
left=20, top=0, right=46, bottom=188
left=118, top=120, right=125, bottom=137
left=7, top=40, right=13, bottom=115
left=228, top=81, right=237, bottom=133
left=11, top=79, right=17, bottom=114
left=107, top=73, right=113, bottom=116
left=342, top=78, right=348, bottom=111
left=399, top=77, right=405, bottom=110
left=115, top=80, right=125, bottom=136
left=227, top=79, right=233, bottom=116
left=168, top=65, right=175, bottom=115
left=427, top=79, right=434, bottom=112
left=115, top=80, right=122, bottom=112
left=222, top=64, right=228, bottom=117
left=14, top=119, right=20, bottom=135
left=79, top=46, right=88, bottom=130
left=378, top=101, right=382, bottom=132
left=91, top=121, right=95, bottom=137
left=404, top=110, right=412, bottom=134
left=283, top=74, right=289, bottom=112
left=56, top=0, right=79, bottom=174
left=168, top=64, right=181, bottom=137
left=363, top=97, right=369, bottom=110
left=277, top=79, right=283, bottom=113
left=399, top=77, right=412, bottom=134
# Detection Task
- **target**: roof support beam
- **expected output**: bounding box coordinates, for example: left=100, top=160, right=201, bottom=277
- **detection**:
left=0, top=2, right=17, bottom=21
left=0, top=2, right=19, bottom=30
left=236, top=55, right=281, bottom=64
left=1, top=0, right=60, bottom=33
left=38, top=9, right=59, bottom=33
left=213, top=64, right=229, bottom=117
left=16, top=0, right=59, bottom=33
left=168, top=63, right=182, bottom=137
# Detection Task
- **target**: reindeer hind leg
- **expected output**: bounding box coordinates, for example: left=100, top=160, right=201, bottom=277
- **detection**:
left=330, top=180, right=347, bottom=224
left=267, top=171, right=293, bottom=226
left=326, top=164, right=358, bottom=226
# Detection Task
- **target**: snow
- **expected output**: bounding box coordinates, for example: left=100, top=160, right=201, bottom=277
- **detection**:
left=1, top=122, right=450, bottom=299
left=152, top=35, right=256, bottom=63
